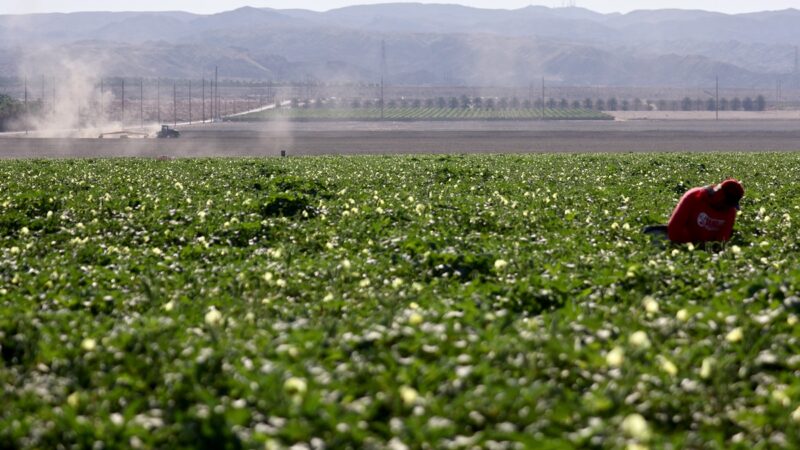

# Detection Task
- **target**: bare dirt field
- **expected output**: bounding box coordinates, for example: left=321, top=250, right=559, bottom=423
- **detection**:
left=1, top=119, right=800, bottom=158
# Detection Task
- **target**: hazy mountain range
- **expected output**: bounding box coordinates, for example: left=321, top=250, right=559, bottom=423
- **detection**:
left=1, top=3, right=799, bottom=87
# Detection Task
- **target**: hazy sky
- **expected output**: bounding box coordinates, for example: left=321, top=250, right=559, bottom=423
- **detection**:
left=2, top=0, right=799, bottom=15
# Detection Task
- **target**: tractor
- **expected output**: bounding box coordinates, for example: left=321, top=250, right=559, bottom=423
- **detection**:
left=156, top=125, right=180, bottom=138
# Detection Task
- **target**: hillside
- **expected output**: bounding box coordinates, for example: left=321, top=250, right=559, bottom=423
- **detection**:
left=1, top=4, right=799, bottom=87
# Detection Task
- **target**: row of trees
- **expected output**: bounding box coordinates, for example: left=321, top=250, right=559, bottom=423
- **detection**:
left=288, top=95, right=770, bottom=111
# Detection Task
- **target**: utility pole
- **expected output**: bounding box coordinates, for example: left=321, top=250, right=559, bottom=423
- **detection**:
left=202, top=78, right=206, bottom=123
left=40, top=75, right=45, bottom=112
left=778, top=79, right=782, bottom=108
left=528, top=82, right=533, bottom=107
left=173, top=82, right=177, bottom=127
left=51, top=77, right=55, bottom=116
left=380, top=39, right=386, bottom=120
left=541, top=77, right=546, bottom=120
left=121, top=79, right=125, bottom=125
left=215, top=66, right=219, bottom=121
left=157, top=79, right=161, bottom=124
left=189, top=80, right=192, bottom=124
left=140, top=78, right=144, bottom=129
left=100, top=78, right=104, bottom=119
left=24, top=77, right=28, bottom=135
left=715, top=75, right=719, bottom=121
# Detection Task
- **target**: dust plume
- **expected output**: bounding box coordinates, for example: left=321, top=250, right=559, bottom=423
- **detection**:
left=13, top=44, right=155, bottom=138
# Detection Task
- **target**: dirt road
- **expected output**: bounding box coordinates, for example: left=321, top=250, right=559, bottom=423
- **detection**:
left=1, top=120, right=799, bottom=158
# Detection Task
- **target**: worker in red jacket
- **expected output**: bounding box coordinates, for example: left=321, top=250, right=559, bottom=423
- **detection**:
left=668, top=179, right=744, bottom=243
left=644, top=179, right=744, bottom=244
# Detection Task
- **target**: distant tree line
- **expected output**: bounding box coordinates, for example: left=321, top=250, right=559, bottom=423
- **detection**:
left=286, top=95, right=770, bottom=112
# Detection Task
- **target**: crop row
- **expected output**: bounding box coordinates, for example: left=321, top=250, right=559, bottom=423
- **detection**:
left=1, top=154, right=799, bottom=448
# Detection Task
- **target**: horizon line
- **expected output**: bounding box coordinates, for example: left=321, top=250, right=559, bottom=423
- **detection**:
left=1, top=2, right=799, bottom=17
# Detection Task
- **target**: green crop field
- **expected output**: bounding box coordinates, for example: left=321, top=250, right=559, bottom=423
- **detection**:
left=234, top=107, right=612, bottom=122
left=1, top=154, right=799, bottom=449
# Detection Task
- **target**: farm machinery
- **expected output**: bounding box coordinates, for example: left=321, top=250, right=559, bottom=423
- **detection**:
left=156, top=125, right=180, bottom=138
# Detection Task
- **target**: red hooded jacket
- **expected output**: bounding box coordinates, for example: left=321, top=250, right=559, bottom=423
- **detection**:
left=667, top=187, right=737, bottom=243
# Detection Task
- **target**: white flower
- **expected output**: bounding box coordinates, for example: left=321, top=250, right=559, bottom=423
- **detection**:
left=204, top=308, right=223, bottom=326
left=415, top=203, right=425, bottom=214
left=391, top=278, right=404, bottom=288
left=626, top=444, right=649, bottom=450
left=676, top=309, right=690, bottom=322
left=494, top=259, right=509, bottom=270
left=700, top=357, right=715, bottom=380
left=20, top=227, right=29, bottom=235
left=725, top=327, right=743, bottom=343
left=408, top=312, right=424, bottom=326
left=772, top=390, right=790, bottom=407
left=792, top=406, right=800, bottom=423
left=283, top=377, right=307, bottom=396
left=658, top=356, right=678, bottom=376
left=359, top=278, right=371, bottom=288
left=341, top=259, right=352, bottom=270
left=730, top=245, right=742, bottom=255
left=621, top=413, right=651, bottom=441
left=67, top=392, right=80, bottom=407
left=606, top=347, right=625, bottom=367
left=643, top=296, right=659, bottom=314
left=81, top=338, right=97, bottom=351
left=110, top=413, right=125, bottom=426
left=399, top=386, right=419, bottom=406
left=163, top=301, right=175, bottom=312
left=628, top=331, right=651, bottom=350
left=151, top=248, right=163, bottom=256
left=262, top=272, right=273, bottom=282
